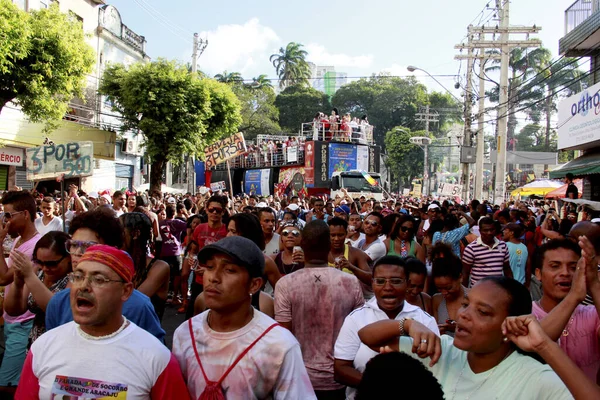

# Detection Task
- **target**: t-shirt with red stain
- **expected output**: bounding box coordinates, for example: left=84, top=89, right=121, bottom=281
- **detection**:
left=274, top=267, right=364, bottom=391
left=191, top=223, right=227, bottom=285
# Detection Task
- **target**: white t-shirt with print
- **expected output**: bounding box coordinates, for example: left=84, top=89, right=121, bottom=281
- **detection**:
left=173, top=310, right=316, bottom=400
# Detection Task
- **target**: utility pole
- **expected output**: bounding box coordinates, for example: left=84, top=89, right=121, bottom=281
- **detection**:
left=461, top=40, right=474, bottom=203
left=188, top=33, right=208, bottom=194
left=415, top=105, right=439, bottom=196
left=455, top=1, right=541, bottom=204
left=475, top=58, right=487, bottom=202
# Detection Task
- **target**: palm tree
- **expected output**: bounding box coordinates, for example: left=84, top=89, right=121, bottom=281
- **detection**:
left=249, top=74, right=273, bottom=90
left=270, top=42, right=312, bottom=89
left=214, top=71, right=243, bottom=84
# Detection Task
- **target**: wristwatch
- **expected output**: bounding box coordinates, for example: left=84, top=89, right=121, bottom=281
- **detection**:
left=398, top=317, right=413, bottom=336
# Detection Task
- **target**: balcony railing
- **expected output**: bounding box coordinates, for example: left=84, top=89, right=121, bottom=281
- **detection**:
left=565, top=0, right=600, bottom=35
left=211, top=145, right=306, bottom=170
left=300, top=122, right=374, bottom=145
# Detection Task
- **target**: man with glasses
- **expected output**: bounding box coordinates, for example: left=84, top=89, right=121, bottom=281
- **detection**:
left=44, top=208, right=165, bottom=342
left=188, top=196, right=227, bottom=318
left=16, top=245, right=189, bottom=399
left=0, top=191, right=41, bottom=389
left=356, top=212, right=386, bottom=264
left=275, top=220, right=363, bottom=399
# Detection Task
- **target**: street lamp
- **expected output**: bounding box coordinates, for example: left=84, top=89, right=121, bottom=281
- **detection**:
left=406, top=65, right=462, bottom=103
left=410, top=136, right=431, bottom=197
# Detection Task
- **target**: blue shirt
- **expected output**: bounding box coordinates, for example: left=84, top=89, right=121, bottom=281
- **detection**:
left=432, top=223, right=471, bottom=258
left=45, top=289, right=165, bottom=343
left=506, top=242, right=528, bottom=284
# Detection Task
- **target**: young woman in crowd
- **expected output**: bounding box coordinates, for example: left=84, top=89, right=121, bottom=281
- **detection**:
left=404, top=257, right=432, bottom=314
left=126, top=191, right=137, bottom=213
left=384, top=215, right=425, bottom=263
left=430, top=248, right=467, bottom=337
left=4, top=232, right=71, bottom=347
left=272, top=221, right=304, bottom=276
left=358, top=277, right=573, bottom=399
left=120, top=212, right=170, bottom=320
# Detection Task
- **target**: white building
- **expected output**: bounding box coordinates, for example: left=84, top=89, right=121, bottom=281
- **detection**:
left=308, top=63, right=348, bottom=96
left=0, top=1, right=148, bottom=193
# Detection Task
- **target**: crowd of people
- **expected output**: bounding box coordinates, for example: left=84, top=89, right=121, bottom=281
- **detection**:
left=0, top=183, right=598, bottom=399
left=310, top=109, right=373, bottom=144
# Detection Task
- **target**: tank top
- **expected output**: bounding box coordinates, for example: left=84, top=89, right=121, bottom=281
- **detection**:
left=387, top=239, right=417, bottom=258
left=274, top=252, right=304, bottom=275
left=328, top=245, right=353, bottom=274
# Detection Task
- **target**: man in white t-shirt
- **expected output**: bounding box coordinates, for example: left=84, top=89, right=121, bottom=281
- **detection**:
left=34, top=197, right=63, bottom=235
left=16, top=244, right=188, bottom=399
left=357, top=212, right=386, bottom=264
left=111, top=190, right=126, bottom=217
left=173, top=236, right=315, bottom=399
left=334, top=255, right=439, bottom=400
left=259, top=208, right=280, bottom=257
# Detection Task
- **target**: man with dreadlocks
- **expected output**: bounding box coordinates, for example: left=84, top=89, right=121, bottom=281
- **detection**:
left=120, top=213, right=170, bottom=320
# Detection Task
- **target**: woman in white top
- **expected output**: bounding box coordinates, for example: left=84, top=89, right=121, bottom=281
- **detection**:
left=358, top=277, right=573, bottom=400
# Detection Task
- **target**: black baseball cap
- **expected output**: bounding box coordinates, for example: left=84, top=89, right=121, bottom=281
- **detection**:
left=198, top=236, right=265, bottom=278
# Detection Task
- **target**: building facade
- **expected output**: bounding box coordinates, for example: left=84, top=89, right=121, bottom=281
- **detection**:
left=0, top=0, right=148, bottom=193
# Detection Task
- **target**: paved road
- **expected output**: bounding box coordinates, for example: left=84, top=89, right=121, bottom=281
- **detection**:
left=161, top=303, right=187, bottom=349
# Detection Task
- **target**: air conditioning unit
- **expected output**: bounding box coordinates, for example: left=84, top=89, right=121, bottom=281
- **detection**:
left=122, top=139, right=139, bottom=155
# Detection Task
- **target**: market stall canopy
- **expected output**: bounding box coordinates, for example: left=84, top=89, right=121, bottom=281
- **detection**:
left=544, top=179, right=583, bottom=199
left=134, top=183, right=186, bottom=194
left=511, top=179, right=564, bottom=197
left=563, top=198, right=600, bottom=212
left=549, top=151, right=600, bottom=179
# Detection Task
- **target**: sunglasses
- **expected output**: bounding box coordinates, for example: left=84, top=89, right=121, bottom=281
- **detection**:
left=33, top=255, right=68, bottom=268
left=364, top=220, right=379, bottom=227
left=66, top=239, right=98, bottom=255
left=3, top=211, right=24, bottom=219
left=207, top=207, right=223, bottom=214
left=400, top=226, right=413, bottom=232
left=281, top=230, right=301, bottom=237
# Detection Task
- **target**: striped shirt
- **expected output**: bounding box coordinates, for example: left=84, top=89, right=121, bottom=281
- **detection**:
left=462, top=237, right=509, bottom=287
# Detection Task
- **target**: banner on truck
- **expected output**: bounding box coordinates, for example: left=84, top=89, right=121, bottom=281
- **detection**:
left=244, top=169, right=271, bottom=196
left=204, top=132, right=246, bottom=170
left=304, top=141, right=315, bottom=186
left=275, top=167, right=307, bottom=198
left=328, top=143, right=357, bottom=178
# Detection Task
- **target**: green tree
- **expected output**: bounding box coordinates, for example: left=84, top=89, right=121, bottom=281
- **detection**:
left=99, top=59, right=241, bottom=193
left=270, top=42, right=311, bottom=89
left=232, top=83, right=280, bottom=140
left=250, top=74, right=273, bottom=90
left=275, top=85, right=330, bottom=132
left=214, top=70, right=244, bottom=84
left=0, top=2, right=95, bottom=127
left=384, top=126, right=431, bottom=187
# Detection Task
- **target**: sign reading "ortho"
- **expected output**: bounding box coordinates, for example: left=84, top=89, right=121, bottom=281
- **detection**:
left=204, top=132, right=246, bottom=170
left=26, top=141, right=94, bottom=181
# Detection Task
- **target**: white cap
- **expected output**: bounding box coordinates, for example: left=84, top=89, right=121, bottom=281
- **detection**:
left=88, top=191, right=98, bottom=199
left=592, top=218, right=600, bottom=224
left=427, top=204, right=440, bottom=211
left=286, top=203, right=300, bottom=211
left=256, top=202, right=268, bottom=208
left=101, top=194, right=111, bottom=203
left=167, top=197, right=176, bottom=204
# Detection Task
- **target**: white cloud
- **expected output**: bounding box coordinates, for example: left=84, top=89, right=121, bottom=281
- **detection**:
left=305, top=44, right=373, bottom=69
left=197, top=18, right=279, bottom=77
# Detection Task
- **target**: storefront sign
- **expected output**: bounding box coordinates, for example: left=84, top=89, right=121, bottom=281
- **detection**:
left=26, top=141, right=93, bottom=181
left=204, top=132, right=246, bottom=170
left=0, top=147, right=24, bottom=166
left=558, top=81, right=600, bottom=149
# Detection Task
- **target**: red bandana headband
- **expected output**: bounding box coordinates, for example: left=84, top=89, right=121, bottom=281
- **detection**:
left=79, top=245, right=134, bottom=283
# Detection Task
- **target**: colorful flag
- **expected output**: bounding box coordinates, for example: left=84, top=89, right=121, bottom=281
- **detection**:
left=360, top=170, right=378, bottom=186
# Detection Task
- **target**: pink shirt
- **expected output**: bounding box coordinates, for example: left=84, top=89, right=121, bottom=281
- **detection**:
left=4, top=233, right=42, bottom=324
left=532, top=301, right=600, bottom=382
left=275, top=267, right=364, bottom=390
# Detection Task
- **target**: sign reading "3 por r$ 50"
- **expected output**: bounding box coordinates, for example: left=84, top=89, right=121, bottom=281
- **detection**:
left=27, top=141, right=94, bottom=181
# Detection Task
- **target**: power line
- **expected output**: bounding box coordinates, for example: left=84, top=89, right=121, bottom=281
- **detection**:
left=131, top=0, right=190, bottom=43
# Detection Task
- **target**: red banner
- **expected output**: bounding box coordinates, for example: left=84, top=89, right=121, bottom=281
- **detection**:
left=304, top=141, right=315, bottom=186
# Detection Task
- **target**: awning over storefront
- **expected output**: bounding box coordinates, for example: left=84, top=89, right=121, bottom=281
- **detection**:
left=549, top=152, right=600, bottom=179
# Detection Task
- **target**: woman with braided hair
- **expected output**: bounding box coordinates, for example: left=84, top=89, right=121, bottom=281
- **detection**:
left=120, top=212, right=170, bottom=320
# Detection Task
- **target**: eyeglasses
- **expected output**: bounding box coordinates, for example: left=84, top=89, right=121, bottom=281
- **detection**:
left=33, top=255, right=68, bottom=268
left=364, top=220, right=379, bottom=227
left=281, top=230, right=301, bottom=237
left=400, top=226, right=412, bottom=232
left=3, top=211, right=24, bottom=219
left=68, top=272, right=124, bottom=287
left=207, top=207, right=223, bottom=214
left=66, top=239, right=98, bottom=255
left=373, top=277, right=406, bottom=286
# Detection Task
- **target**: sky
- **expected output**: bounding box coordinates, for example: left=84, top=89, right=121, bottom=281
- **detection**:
left=108, top=0, right=573, bottom=97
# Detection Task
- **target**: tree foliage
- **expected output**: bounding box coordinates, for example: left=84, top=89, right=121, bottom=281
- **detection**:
left=233, top=84, right=280, bottom=140
left=270, top=42, right=312, bottom=89
left=275, top=85, right=330, bottom=132
left=384, top=126, right=431, bottom=187
left=0, top=2, right=95, bottom=128
left=99, top=59, right=241, bottom=193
